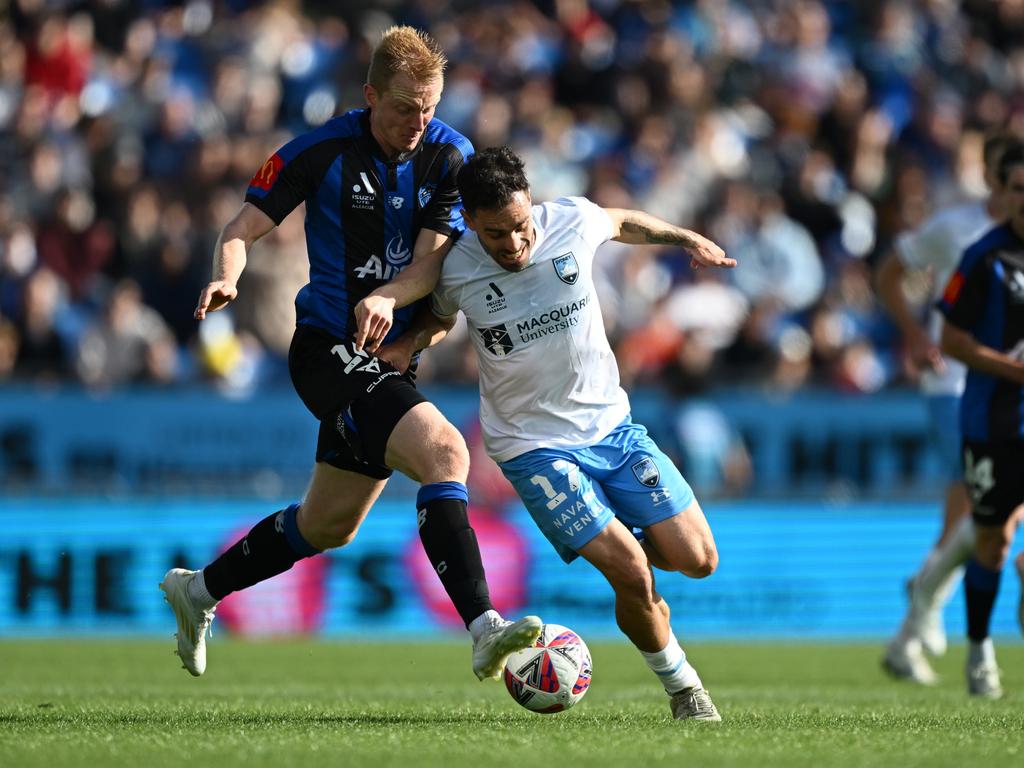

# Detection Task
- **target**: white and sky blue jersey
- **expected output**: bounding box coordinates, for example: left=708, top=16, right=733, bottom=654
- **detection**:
left=432, top=196, right=629, bottom=462
left=895, top=200, right=996, bottom=395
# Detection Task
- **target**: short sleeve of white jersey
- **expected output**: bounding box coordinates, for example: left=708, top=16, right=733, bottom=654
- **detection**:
left=894, top=215, right=950, bottom=271
left=894, top=202, right=992, bottom=275
left=430, top=282, right=459, bottom=320
left=551, top=196, right=614, bottom=254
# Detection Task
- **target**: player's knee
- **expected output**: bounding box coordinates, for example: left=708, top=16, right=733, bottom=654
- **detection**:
left=685, top=543, right=718, bottom=579
left=298, top=502, right=360, bottom=551
left=437, top=424, right=470, bottom=477
left=607, top=561, right=656, bottom=605
left=417, top=421, right=469, bottom=482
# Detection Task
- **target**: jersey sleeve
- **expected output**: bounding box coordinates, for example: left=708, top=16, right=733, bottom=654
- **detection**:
left=562, top=196, right=614, bottom=253
left=430, top=283, right=459, bottom=319
left=244, top=133, right=336, bottom=225
left=421, top=138, right=474, bottom=237
left=937, top=250, right=988, bottom=332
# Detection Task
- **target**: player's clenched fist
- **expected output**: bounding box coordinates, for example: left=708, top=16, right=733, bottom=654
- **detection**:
left=194, top=281, right=238, bottom=320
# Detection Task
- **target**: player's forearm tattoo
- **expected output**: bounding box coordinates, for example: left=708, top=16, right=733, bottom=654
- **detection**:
left=621, top=214, right=697, bottom=247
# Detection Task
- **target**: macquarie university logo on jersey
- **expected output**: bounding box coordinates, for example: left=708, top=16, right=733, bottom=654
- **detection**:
left=553, top=252, right=579, bottom=285
left=631, top=457, right=661, bottom=487
left=479, top=324, right=515, bottom=357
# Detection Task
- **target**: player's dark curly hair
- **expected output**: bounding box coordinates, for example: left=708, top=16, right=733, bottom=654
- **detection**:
left=997, top=139, right=1024, bottom=184
left=457, top=146, right=530, bottom=214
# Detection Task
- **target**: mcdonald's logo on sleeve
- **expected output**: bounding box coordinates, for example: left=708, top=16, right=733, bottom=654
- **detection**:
left=249, top=154, right=284, bottom=192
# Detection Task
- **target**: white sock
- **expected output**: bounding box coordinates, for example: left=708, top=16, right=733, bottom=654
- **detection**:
left=915, top=516, right=974, bottom=605
left=968, top=638, right=996, bottom=667
left=639, top=632, right=702, bottom=694
left=468, top=609, right=502, bottom=640
left=186, top=570, right=217, bottom=611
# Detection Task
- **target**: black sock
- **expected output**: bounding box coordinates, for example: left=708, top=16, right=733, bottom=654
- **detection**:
left=417, top=482, right=493, bottom=628
left=964, top=558, right=1001, bottom=642
left=203, top=504, right=320, bottom=601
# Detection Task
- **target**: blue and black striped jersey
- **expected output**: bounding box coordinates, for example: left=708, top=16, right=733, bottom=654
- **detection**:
left=244, top=109, right=473, bottom=343
left=938, top=223, right=1024, bottom=441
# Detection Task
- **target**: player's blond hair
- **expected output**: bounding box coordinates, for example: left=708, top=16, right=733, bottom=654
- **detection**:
left=367, top=26, right=446, bottom=93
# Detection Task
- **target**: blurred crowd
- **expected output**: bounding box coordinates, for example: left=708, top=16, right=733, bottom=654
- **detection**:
left=1, top=0, right=1022, bottom=406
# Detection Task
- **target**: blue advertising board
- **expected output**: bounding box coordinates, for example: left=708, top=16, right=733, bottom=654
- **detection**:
left=2, top=498, right=1021, bottom=640
left=0, top=387, right=943, bottom=497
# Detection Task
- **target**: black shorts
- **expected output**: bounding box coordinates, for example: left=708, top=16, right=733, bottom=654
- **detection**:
left=962, top=440, right=1024, bottom=526
left=288, top=323, right=427, bottom=479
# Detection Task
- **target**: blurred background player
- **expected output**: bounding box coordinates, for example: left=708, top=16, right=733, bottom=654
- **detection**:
left=371, top=146, right=736, bottom=720
left=877, top=132, right=1018, bottom=684
left=937, top=141, right=1024, bottom=699
left=160, top=26, right=540, bottom=681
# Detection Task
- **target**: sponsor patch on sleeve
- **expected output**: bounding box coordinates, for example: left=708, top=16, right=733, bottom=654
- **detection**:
left=249, top=154, right=284, bottom=193
left=941, top=272, right=964, bottom=306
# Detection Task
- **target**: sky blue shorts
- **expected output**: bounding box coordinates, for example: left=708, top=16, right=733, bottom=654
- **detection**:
left=499, top=415, right=695, bottom=563
left=925, top=394, right=962, bottom=483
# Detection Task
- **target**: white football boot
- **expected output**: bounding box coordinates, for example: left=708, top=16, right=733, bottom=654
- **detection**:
left=471, top=615, right=543, bottom=680
left=160, top=568, right=217, bottom=677
left=669, top=687, right=722, bottom=721
left=882, top=637, right=937, bottom=685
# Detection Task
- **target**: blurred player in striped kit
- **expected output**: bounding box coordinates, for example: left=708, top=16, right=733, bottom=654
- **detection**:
left=878, top=131, right=1021, bottom=685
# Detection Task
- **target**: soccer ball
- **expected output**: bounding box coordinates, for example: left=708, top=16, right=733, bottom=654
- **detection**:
left=503, top=623, right=592, bottom=713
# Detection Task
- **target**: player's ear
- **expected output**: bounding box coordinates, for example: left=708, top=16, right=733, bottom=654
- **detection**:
left=363, top=83, right=377, bottom=108
left=461, top=208, right=477, bottom=232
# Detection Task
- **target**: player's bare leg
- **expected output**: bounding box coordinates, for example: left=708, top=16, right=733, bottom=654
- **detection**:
left=161, top=463, right=385, bottom=676
left=386, top=402, right=540, bottom=680
left=640, top=501, right=718, bottom=578
left=580, top=519, right=720, bottom=721
left=297, top=464, right=386, bottom=549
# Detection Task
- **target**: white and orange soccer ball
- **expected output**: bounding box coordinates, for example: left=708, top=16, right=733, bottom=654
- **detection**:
left=503, top=623, right=592, bottom=713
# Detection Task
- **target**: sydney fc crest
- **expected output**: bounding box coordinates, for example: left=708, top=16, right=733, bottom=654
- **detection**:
left=552, top=252, right=579, bottom=284
left=631, top=457, right=660, bottom=487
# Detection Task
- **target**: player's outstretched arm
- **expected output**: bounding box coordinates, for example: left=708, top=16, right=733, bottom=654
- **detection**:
left=195, top=203, right=276, bottom=320
left=940, top=320, right=1024, bottom=384
left=374, top=305, right=457, bottom=374
left=354, top=229, right=453, bottom=351
left=604, top=208, right=736, bottom=270
left=875, top=250, right=945, bottom=374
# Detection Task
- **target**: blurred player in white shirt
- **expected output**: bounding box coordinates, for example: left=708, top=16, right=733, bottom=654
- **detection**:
left=360, top=146, right=736, bottom=720
left=876, top=131, right=1018, bottom=685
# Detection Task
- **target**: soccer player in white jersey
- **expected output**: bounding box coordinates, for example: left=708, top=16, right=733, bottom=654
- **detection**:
left=360, top=146, right=736, bottom=720
left=876, top=132, right=1018, bottom=684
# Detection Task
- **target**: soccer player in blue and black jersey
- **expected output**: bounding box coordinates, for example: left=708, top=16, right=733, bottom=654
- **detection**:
left=938, top=138, right=1024, bottom=699
left=159, top=26, right=541, bottom=681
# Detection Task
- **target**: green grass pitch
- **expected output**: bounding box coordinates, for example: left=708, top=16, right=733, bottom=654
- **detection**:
left=1, top=639, right=1022, bottom=767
